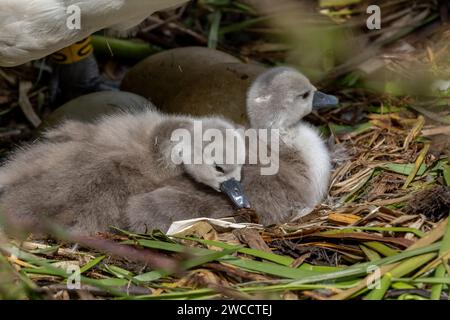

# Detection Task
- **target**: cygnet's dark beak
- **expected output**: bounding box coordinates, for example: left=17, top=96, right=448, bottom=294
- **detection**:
left=220, top=178, right=251, bottom=209
left=312, top=91, right=339, bottom=109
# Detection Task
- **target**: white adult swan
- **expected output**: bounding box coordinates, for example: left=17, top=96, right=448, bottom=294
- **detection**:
left=0, top=0, right=188, bottom=66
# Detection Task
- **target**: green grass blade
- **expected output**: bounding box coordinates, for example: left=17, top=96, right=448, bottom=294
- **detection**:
left=335, top=226, right=425, bottom=238
left=288, top=243, right=441, bottom=286
left=221, top=257, right=319, bottom=279
left=89, top=278, right=130, bottom=287
left=364, top=241, right=400, bottom=256
left=443, top=164, right=450, bottom=186
left=364, top=253, right=437, bottom=300
left=364, top=272, right=392, bottom=300
left=208, top=10, right=222, bottom=49
left=179, top=236, right=343, bottom=273
left=134, top=247, right=239, bottom=283
left=430, top=215, right=450, bottom=300
left=80, top=255, right=105, bottom=274
left=103, top=264, right=134, bottom=279
left=393, top=277, right=450, bottom=285
left=360, top=245, right=381, bottom=261
left=180, top=236, right=294, bottom=265
left=382, top=163, right=427, bottom=176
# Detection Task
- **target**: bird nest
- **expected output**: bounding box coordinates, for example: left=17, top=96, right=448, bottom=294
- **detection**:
left=1, top=101, right=448, bottom=300
left=0, top=0, right=449, bottom=301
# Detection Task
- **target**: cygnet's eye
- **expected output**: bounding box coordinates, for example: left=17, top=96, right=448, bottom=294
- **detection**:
left=297, top=91, right=310, bottom=100
left=215, top=164, right=225, bottom=174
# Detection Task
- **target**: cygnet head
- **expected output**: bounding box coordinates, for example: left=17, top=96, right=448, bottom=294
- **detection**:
left=171, top=117, right=251, bottom=209
left=247, top=67, right=339, bottom=129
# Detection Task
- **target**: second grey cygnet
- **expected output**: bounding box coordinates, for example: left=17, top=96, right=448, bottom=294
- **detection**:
left=128, top=67, right=338, bottom=228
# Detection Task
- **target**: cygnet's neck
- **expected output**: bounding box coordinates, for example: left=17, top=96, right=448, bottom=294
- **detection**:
left=254, top=115, right=304, bottom=133
left=279, top=121, right=331, bottom=204
left=250, top=114, right=296, bottom=131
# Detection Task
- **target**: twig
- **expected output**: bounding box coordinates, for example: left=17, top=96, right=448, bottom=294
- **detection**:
left=18, top=81, right=41, bottom=128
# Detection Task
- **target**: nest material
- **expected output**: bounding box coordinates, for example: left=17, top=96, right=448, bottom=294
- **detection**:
left=407, top=185, right=450, bottom=221
left=232, top=208, right=261, bottom=224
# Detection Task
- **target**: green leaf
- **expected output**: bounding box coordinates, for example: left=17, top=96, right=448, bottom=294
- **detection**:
left=366, top=106, right=404, bottom=114
left=91, top=36, right=160, bottom=61
left=134, top=247, right=238, bottom=283
left=80, top=255, right=105, bottom=274
left=129, top=281, right=360, bottom=300
left=179, top=237, right=343, bottom=273
left=319, top=0, right=361, bottom=6
left=360, top=245, right=381, bottom=261
left=22, top=266, right=67, bottom=277
left=288, top=242, right=441, bottom=286
left=329, top=122, right=373, bottom=136
left=201, top=0, right=231, bottom=6
left=365, top=253, right=437, bottom=300
left=443, top=164, right=450, bottom=186
left=129, top=237, right=321, bottom=281
left=363, top=242, right=400, bottom=256
left=219, top=16, right=269, bottom=35
left=129, top=288, right=216, bottom=300
left=335, top=226, right=425, bottom=238
left=430, top=217, right=450, bottom=299
left=221, top=257, right=318, bottom=279
left=103, top=264, right=134, bottom=279
left=28, top=245, right=61, bottom=256
left=89, top=277, right=130, bottom=287
left=183, top=247, right=239, bottom=269
left=394, top=277, right=450, bottom=285
left=133, top=270, right=165, bottom=283
left=381, top=163, right=427, bottom=176
left=208, top=10, right=222, bottom=49
left=180, top=237, right=294, bottom=266
left=391, top=281, right=415, bottom=290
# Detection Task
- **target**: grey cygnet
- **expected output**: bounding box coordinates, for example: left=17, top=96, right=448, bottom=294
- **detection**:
left=0, top=106, right=248, bottom=235
left=128, top=67, right=339, bottom=228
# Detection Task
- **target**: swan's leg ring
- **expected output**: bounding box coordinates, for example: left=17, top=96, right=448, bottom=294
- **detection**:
left=50, top=37, right=93, bottom=65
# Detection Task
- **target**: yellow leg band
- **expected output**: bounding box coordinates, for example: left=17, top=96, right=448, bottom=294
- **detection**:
left=50, top=37, right=94, bottom=64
